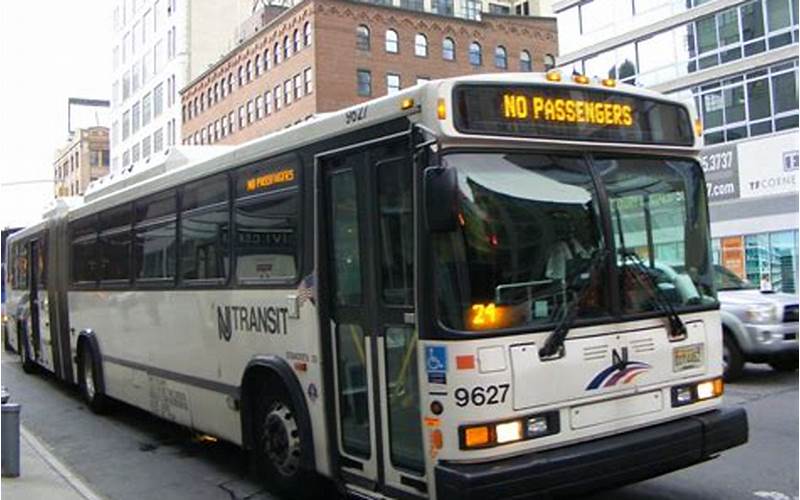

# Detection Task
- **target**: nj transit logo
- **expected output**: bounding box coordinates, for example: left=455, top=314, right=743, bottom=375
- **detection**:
left=585, top=347, right=651, bottom=390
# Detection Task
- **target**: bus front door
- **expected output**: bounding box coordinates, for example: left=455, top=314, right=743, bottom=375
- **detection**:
left=321, top=140, right=426, bottom=497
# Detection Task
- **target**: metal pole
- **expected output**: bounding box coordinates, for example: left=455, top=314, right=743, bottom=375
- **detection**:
left=2, top=401, right=21, bottom=477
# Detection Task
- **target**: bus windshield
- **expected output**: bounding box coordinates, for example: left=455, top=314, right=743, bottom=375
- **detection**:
left=433, top=152, right=716, bottom=333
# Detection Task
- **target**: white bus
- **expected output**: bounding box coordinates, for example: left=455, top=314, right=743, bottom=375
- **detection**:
left=4, top=72, right=747, bottom=499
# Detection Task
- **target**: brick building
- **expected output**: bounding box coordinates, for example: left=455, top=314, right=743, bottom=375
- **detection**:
left=180, top=0, right=557, bottom=145
left=54, top=127, right=110, bottom=198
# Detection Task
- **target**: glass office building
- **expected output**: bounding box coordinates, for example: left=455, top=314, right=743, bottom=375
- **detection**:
left=555, top=0, right=799, bottom=291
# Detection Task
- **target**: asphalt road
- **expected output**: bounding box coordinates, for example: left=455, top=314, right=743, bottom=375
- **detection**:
left=2, top=350, right=797, bottom=500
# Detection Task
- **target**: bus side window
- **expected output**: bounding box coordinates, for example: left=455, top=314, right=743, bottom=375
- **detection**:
left=70, top=216, right=100, bottom=285
left=180, top=173, right=229, bottom=282
left=234, top=192, right=298, bottom=283
left=99, top=204, right=132, bottom=283
left=133, top=190, right=177, bottom=282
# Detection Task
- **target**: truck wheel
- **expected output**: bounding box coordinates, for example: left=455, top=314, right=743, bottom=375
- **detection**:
left=723, top=333, right=744, bottom=382
left=253, top=383, right=317, bottom=498
left=769, top=356, right=798, bottom=372
left=79, top=342, right=109, bottom=414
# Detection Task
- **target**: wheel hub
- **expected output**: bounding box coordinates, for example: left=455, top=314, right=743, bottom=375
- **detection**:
left=262, top=402, right=301, bottom=477
left=83, top=358, right=95, bottom=400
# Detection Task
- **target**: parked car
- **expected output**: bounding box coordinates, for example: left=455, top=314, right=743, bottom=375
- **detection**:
left=714, top=265, right=798, bottom=380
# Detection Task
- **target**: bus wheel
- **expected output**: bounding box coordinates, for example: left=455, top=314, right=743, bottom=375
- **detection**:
left=18, top=329, right=36, bottom=374
left=79, top=342, right=108, bottom=414
left=254, top=385, right=315, bottom=497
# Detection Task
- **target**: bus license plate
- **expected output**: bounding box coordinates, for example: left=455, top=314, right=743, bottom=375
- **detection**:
left=673, top=344, right=704, bottom=372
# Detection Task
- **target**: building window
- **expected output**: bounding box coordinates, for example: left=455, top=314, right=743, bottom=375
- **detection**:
left=274, top=42, right=280, bottom=66
left=293, top=29, right=300, bottom=53
left=495, top=45, right=508, bottom=69
left=265, top=91, right=273, bottom=115
left=469, top=42, right=482, bottom=66
left=142, top=92, right=152, bottom=126
left=238, top=65, right=244, bottom=86
left=294, top=74, right=303, bottom=99
left=304, top=67, right=313, bottom=94
left=304, top=22, right=312, bottom=46
left=285, top=79, right=293, bottom=105
left=207, top=88, right=213, bottom=108
left=132, top=102, right=141, bottom=133
left=357, top=25, right=370, bottom=50
left=154, top=83, right=164, bottom=117
left=386, top=29, right=399, bottom=53
left=275, top=84, right=282, bottom=110
left=228, top=111, right=235, bottom=132
left=357, top=69, right=372, bottom=96
left=284, top=35, right=291, bottom=59
left=123, top=110, right=131, bottom=140
left=132, top=143, right=141, bottom=163
left=228, top=73, right=234, bottom=94
left=214, top=81, right=220, bottom=102
left=247, top=100, right=254, bottom=124
left=442, top=37, right=455, bottom=60
left=387, top=73, right=401, bottom=94
left=246, top=60, right=252, bottom=83
left=239, top=105, right=245, bottom=128
left=256, top=95, right=263, bottom=120
left=142, top=136, right=152, bottom=158
left=215, top=120, right=221, bottom=141
left=520, top=50, right=532, bottom=71
left=255, top=55, right=261, bottom=77
left=414, top=33, right=428, bottom=57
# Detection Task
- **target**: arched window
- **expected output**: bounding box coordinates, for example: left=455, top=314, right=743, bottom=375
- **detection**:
left=207, top=88, right=213, bottom=107
left=238, top=65, right=244, bottom=86
left=520, top=50, right=532, bottom=71
left=385, top=29, right=398, bottom=53
left=283, top=35, right=290, bottom=59
left=304, top=22, right=312, bottom=46
left=246, top=60, right=252, bottom=82
left=227, top=73, right=233, bottom=94
left=255, top=55, right=261, bottom=77
left=214, top=81, right=219, bottom=101
left=442, top=37, right=455, bottom=60
left=293, top=29, right=300, bottom=53
left=356, top=25, right=370, bottom=50
left=469, top=42, right=481, bottom=66
left=220, top=78, right=226, bottom=98
left=274, top=42, right=280, bottom=65
left=414, top=33, right=428, bottom=57
left=494, top=45, right=507, bottom=69
left=263, top=49, right=269, bottom=71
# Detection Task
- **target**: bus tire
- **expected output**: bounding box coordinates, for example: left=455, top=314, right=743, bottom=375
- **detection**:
left=252, top=382, right=318, bottom=498
left=723, top=331, right=744, bottom=382
left=18, top=328, right=36, bottom=374
left=78, top=342, right=109, bottom=414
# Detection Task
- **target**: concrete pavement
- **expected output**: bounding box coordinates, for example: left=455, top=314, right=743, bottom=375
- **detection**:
left=2, top=424, right=104, bottom=500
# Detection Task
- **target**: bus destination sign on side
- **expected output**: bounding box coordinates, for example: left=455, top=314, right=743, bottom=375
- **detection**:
left=453, top=84, right=694, bottom=147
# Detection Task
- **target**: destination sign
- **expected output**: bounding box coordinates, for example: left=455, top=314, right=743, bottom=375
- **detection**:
left=453, top=84, right=694, bottom=146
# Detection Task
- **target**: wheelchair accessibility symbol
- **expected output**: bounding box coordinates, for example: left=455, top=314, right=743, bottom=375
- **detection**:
left=426, top=346, right=447, bottom=385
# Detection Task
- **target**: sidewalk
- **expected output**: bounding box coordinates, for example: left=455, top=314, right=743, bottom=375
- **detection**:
left=2, top=426, right=103, bottom=500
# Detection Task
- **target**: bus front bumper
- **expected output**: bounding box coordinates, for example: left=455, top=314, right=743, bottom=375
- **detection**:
left=435, top=407, right=748, bottom=500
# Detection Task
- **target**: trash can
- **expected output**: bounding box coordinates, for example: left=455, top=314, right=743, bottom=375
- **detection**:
left=1, top=402, right=21, bottom=477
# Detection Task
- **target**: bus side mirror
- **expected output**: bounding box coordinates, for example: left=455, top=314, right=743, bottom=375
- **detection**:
left=424, top=166, right=459, bottom=233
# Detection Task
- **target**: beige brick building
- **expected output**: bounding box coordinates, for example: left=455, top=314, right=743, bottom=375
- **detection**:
left=181, top=0, right=557, bottom=145
left=54, top=127, right=110, bottom=198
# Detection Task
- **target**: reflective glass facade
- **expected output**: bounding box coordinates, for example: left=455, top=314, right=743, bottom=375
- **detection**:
left=712, top=230, right=799, bottom=293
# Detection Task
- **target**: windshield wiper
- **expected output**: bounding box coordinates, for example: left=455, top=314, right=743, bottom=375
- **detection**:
left=614, top=206, right=687, bottom=339
left=539, top=247, right=609, bottom=359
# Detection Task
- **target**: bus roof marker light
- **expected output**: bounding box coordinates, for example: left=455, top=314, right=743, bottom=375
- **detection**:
left=437, top=98, right=447, bottom=120
left=401, top=98, right=415, bottom=110
left=601, top=78, right=617, bottom=88
left=572, top=73, right=590, bottom=85
left=545, top=70, right=562, bottom=82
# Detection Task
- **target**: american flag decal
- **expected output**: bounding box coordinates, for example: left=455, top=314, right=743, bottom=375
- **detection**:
left=298, top=273, right=316, bottom=307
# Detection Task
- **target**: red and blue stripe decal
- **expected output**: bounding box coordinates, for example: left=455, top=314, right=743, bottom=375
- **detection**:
left=585, top=361, right=651, bottom=390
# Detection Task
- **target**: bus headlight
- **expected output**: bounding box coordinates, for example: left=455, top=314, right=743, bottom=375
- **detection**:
left=671, top=378, right=723, bottom=407
left=460, top=411, right=559, bottom=450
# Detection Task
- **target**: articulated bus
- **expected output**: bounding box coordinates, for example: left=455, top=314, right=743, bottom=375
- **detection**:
left=4, top=73, right=747, bottom=499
